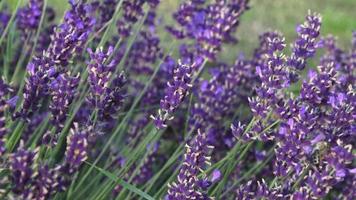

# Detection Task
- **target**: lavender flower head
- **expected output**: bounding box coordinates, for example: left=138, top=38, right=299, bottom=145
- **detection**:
left=151, top=60, right=194, bottom=129
left=0, top=78, right=12, bottom=155
left=17, top=0, right=43, bottom=36
left=288, top=11, right=322, bottom=71
left=49, top=73, right=79, bottom=128
left=47, top=0, right=96, bottom=68
left=9, top=144, right=38, bottom=194
left=86, top=46, right=127, bottom=120
left=166, top=129, right=214, bottom=200
left=65, top=124, right=89, bottom=174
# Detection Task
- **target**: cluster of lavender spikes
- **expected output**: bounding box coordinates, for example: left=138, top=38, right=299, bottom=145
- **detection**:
left=0, top=0, right=354, bottom=199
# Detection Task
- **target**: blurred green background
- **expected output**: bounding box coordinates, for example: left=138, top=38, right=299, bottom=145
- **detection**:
left=5, top=0, right=356, bottom=60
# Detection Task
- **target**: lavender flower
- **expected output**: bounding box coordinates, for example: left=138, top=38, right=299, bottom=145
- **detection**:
left=288, top=11, right=322, bottom=71
left=0, top=11, right=10, bottom=34
left=99, top=72, right=126, bottom=121
left=29, top=165, right=59, bottom=199
left=9, top=145, right=38, bottom=194
left=65, top=124, right=89, bottom=174
left=49, top=73, right=79, bottom=128
left=166, top=129, right=214, bottom=200
left=47, top=0, right=96, bottom=68
left=17, top=0, right=43, bottom=36
left=87, top=46, right=126, bottom=121
left=151, top=60, right=193, bottom=129
left=18, top=56, right=55, bottom=119
left=167, top=0, right=250, bottom=60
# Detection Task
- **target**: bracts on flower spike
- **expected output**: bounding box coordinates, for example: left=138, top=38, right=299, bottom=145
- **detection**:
left=166, top=129, right=214, bottom=200
left=288, top=11, right=322, bottom=73
left=0, top=78, right=12, bottom=155
left=64, top=123, right=90, bottom=174
left=151, top=60, right=194, bottom=129
left=49, top=73, right=80, bottom=129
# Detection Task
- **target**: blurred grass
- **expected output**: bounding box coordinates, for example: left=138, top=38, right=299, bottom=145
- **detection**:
left=6, top=0, right=356, bottom=60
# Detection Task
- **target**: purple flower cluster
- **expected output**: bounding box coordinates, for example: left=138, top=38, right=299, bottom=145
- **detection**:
left=167, top=0, right=249, bottom=60
left=9, top=144, right=68, bottom=199
left=0, top=0, right=355, bottom=199
left=19, top=0, right=96, bottom=118
left=151, top=60, right=193, bottom=129
left=49, top=73, right=79, bottom=128
left=17, top=0, right=43, bottom=36
left=288, top=11, right=322, bottom=71
left=87, top=46, right=126, bottom=121
left=0, top=78, right=11, bottom=155
left=166, top=129, right=214, bottom=200
left=65, top=124, right=90, bottom=174
left=231, top=13, right=355, bottom=200
left=47, top=0, right=96, bottom=68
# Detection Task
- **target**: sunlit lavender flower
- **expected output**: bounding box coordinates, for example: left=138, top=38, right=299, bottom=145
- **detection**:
left=47, top=0, right=96, bottom=68
left=17, top=0, right=43, bottom=36
left=65, top=124, right=89, bottom=174
left=288, top=11, right=322, bottom=71
left=49, top=73, right=79, bottom=128
left=151, top=60, right=193, bottom=129
left=166, top=129, right=214, bottom=200
left=249, top=33, right=288, bottom=118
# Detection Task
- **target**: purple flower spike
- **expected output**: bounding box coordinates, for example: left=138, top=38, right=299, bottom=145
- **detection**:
left=9, top=144, right=38, bottom=194
left=288, top=11, right=322, bottom=72
left=18, top=57, right=55, bottom=119
left=65, top=124, right=90, bottom=174
left=151, top=60, right=194, bottom=129
left=17, top=0, right=43, bottom=36
left=47, top=0, right=96, bottom=68
left=166, top=129, right=214, bottom=200
left=87, top=46, right=126, bottom=120
left=50, top=73, right=79, bottom=128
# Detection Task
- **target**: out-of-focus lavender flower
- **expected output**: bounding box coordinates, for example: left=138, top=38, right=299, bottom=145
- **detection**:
left=151, top=60, right=193, bottom=129
left=99, top=72, right=126, bottom=121
left=28, top=165, right=59, bottom=200
left=0, top=11, right=10, bottom=34
left=116, top=0, right=147, bottom=38
left=35, top=25, right=55, bottom=54
left=9, top=145, right=38, bottom=194
left=167, top=0, right=249, bottom=60
left=96, top=0, right=118, bottom=28
left=47, top=0, right=96, bottom=68
left=21, top=113, right=48, bottom=142
left=166, top=129, right=214, bottom=200
left=17, top=0, right=43, bottom=36
left=0, top=80, right=9, bottom=155
left=49, top=73, right=79, bottom=128
left=288, top=11, right=322, bottom=72
left=65, top=124, right=89, bottom=174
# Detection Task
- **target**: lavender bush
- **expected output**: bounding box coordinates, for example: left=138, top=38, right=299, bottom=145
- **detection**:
left=0, top=0, right=354, bottom=199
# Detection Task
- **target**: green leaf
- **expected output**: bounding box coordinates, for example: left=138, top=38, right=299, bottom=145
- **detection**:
left=84, top=161, right=155, bottom=200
